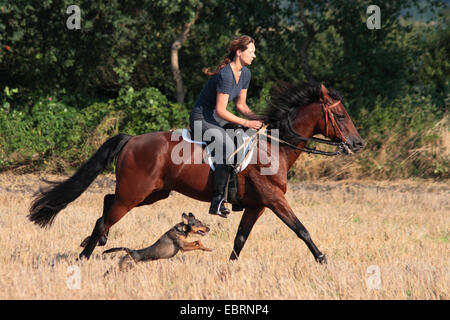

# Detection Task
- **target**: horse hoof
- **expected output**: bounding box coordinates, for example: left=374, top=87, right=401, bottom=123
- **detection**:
left=78, top=251, right=90, bottom=260
left=316, top=254, right=327, bottom=264
left=98, top=234, right=108, bottom=246
left=80, top=235, right=108, bottom=247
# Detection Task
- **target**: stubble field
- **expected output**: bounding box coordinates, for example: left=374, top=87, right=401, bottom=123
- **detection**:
left=0, top=173, right=448, bottom=299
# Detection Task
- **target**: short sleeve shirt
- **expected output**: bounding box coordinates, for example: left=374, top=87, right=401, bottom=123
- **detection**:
left=191, top=64, right=251, bottom=120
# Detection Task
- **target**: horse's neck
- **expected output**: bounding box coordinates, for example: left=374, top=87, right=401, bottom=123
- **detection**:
left=258, top=127, right=313, bottom=178
left=282, top=143, right=306, bottom=170
left=249, top=102, right=319, bottom=177
left=281, top=103, right=319, bottom=170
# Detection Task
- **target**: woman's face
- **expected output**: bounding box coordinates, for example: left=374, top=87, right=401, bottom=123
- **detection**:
left=238, top=42, right=256, bottom=66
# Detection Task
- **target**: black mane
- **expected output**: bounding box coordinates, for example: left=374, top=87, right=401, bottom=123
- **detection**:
left=261, top=82, right=342, bottom=143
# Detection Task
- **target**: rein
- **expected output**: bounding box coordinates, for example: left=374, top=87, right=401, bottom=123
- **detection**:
left=227, top=98, right=350, bottom=163
left=260, top=99, right=349, bottom=156
left=259, top=130, right=345, bottom=156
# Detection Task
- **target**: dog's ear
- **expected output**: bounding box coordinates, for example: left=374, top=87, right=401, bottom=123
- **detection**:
left=181, top=213, right=189, bottom=224
left=188, top=212, right=195, bottom=219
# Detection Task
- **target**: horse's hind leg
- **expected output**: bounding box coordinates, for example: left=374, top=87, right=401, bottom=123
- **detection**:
left=78, top=189, right=170, bottom=259
left=137, top=190, right=171, bottom=207
left=80, top=194, right=115, bottom=248
left=79, top=198, right=130, bottom=260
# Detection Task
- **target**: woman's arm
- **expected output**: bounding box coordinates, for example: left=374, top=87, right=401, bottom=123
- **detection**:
left=216, top=91, right=263, bottom=130
left=235, top=89, right=261, bottom=120
left=215, top=92, right=247, bottom=125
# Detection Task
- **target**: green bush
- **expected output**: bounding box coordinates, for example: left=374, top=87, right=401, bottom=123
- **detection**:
left=116, top=87, right=189, bottom=135
left=0, top=95, right=83, bottom=170
left=355, top=93, right=448, bottom=179
left=0, top=87, right=190, bottom=171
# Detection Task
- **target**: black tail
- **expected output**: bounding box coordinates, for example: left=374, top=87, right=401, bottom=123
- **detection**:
left=28, top=133, right=131, bottom=228
left=103, top=247, right=131, bottom=254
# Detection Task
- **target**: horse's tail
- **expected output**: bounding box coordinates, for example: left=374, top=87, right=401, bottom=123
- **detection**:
left=28, top=133, right=131, bottom=228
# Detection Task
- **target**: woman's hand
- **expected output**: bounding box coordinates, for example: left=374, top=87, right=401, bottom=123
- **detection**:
left=244, top=120, right=263, bottom=130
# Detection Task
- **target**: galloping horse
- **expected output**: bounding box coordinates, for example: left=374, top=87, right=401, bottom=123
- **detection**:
left=29, top=82, right=363, bottom=263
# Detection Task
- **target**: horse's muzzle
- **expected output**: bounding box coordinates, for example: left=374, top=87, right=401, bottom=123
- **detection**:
left=341, top=137, right=364, bottom=155
left=349, top=138, right=364, bottom=153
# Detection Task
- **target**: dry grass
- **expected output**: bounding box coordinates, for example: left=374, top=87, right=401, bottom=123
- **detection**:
left=290, top=113, right=450, bottom=181
left=0, top=173, right=448, bottom=300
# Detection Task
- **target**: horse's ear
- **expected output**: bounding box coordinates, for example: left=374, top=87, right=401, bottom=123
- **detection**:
left=181, top=213, right=189, bottom=224
left=320, top=84, right=329, bottom=98
left=188, top=212, right=195, bottom=219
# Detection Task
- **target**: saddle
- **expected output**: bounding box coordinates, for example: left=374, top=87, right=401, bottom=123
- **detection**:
left=181, top=127, right=254, bottom=172
left=178, top=125, right=256, bottom=211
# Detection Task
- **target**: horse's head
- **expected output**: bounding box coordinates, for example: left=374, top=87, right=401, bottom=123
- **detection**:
left=264, top=82, right=364, bottom=155
left=315, top=84, right=364, bottom=154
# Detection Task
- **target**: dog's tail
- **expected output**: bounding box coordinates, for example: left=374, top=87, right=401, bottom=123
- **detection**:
left=103, top=247, right=132, bottom=255
left=103, top=247, right=134, bottom=277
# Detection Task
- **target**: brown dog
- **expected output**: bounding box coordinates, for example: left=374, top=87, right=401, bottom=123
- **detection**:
left=103, top=212, right=212, bottom=271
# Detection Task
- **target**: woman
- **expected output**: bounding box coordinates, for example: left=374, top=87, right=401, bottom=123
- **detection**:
left=190, top=35, right=263, bottom=217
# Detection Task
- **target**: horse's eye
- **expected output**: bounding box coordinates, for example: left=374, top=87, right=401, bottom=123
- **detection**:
left=335, top=113, right=345, bottom=121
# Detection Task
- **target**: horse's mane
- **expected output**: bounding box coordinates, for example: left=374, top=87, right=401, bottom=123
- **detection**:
left=261, top=81, right=342, bottom=143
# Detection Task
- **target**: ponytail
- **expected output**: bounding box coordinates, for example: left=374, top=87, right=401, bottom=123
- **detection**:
left=202, top=35, right=254, bottom=76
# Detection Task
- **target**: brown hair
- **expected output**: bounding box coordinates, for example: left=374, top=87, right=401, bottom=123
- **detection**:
left=202, top=35, right=255, bottom=76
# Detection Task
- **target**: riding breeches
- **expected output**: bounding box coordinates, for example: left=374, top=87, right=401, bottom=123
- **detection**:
left=189, top=115, right=236, bottom=165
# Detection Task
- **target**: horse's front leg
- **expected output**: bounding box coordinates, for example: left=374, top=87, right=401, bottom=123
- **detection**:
left=229, top=206, right=265, bottom=260
left=267, top=191, right=327, bottom=264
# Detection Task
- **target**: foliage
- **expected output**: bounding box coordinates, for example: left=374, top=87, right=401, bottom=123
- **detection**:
left=356, top=94, right=448, bottom=179
left=0, top=87, right=189, bottom=171
left=116, top=87, right=189, bottom=135
left=0, top=94, right=83, bottom=170
left=0, top=0, right=448, bottom=179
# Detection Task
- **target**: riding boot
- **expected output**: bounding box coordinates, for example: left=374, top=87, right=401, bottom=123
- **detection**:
left=209, top=164, right=231, bottom=217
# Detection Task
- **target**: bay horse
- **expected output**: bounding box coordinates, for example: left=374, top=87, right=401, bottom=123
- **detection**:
left=29, top=82, right=363, bottom=263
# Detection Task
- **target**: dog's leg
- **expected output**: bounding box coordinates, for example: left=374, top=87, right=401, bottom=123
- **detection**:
left=180, top=240, right=212, bottom=252
left=195, top=240, right=213, bottom=252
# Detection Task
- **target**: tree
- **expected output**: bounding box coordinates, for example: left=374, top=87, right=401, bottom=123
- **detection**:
left=171, top=3, right=203, bottom=104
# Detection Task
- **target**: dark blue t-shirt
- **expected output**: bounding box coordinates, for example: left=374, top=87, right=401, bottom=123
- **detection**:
left=191, top=64, right=251, bottom=120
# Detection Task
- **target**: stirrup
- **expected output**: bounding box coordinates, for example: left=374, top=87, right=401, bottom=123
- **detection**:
left=209, top=197, right=230, bottom=218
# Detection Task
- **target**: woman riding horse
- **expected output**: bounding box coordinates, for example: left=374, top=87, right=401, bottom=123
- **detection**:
left=29, top=71, right=364, bottom=262
left=190, top=35, right=263, bottom=217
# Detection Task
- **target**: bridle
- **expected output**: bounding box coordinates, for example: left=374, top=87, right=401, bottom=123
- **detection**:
left=228, top=93, right=352, bottom=165
left=321, top=98, right=347, bottom=144
left=260, top=98, right=350, bottom=156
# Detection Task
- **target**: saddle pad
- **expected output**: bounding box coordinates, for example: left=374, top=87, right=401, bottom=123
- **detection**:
left=181, top=128, right=206, bottom=145
left=181, top=128, right=254, bottom=173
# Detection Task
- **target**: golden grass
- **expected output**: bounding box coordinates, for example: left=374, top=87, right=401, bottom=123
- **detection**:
left=290, top=113, right=450, bottom=180
left=0, top=173, right=448, bottom=299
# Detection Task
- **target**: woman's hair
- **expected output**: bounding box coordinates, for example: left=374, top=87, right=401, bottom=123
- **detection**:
left=202, top=35, right=255, bottom=76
